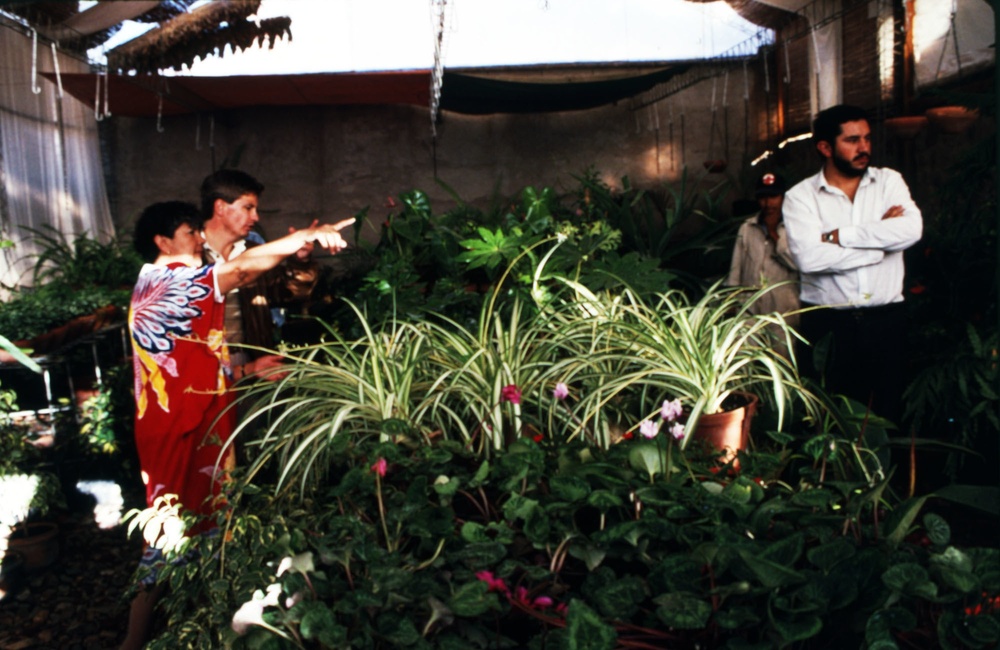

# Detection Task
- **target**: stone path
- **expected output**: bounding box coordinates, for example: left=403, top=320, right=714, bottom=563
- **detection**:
left=0, top=510, right=143, bottom=650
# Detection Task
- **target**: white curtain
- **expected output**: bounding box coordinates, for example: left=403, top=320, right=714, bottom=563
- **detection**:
left=0, top=21, right=114, bottom=293
left=914, top=0, right=995, bottom=89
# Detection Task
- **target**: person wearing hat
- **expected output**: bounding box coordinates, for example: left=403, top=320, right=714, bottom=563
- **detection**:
left=726, top=171, right=800, bottom=357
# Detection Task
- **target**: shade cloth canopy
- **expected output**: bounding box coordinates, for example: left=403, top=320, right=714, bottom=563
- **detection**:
left=48, top=65, right=691, bottom=118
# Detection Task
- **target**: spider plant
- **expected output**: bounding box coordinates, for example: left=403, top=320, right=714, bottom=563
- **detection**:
left=541, top=278, right=820, bottom=449
left=224, top=304, right=446, bottom=495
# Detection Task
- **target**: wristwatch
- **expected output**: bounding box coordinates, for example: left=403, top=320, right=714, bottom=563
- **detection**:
left=823, top=232, right=835, bottom=243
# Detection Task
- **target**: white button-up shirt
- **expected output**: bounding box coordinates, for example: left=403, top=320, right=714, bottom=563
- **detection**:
left=783, top=167, right=922, bottom=308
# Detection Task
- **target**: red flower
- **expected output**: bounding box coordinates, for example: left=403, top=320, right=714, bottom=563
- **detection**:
left=370, top=458, right=387, bottom=477
left=532, top=433, right=543, bottom=443
left=500, top=384, right=521, bottom=405
left=909, top=283, right=926, bottom=295
left=622, top=431, right=634, bottom=440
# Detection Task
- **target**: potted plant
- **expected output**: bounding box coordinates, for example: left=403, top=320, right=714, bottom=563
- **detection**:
left=544, top=278, right=819, bottom=462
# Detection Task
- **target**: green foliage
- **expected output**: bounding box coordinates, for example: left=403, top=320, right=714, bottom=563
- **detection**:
left=901, top=113, right=997, bottom=485
left=59, top=363, right=138, bottom=485
left=903, top=326, right=998, bottom=480
left=135, top=431, right=999, bottom=650
left=0, top=382, right=66, bottom=529
left=333, top=172, right=725, bottom=333
left=0, top=282, right=129, bottom=342
left=19, top=225, right=142, bottom=290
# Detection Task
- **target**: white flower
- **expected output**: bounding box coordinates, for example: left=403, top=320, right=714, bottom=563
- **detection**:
left=231, top=583, right=282, bottom=635
left=285, top=591, right=305, bottom=609
left=276, top=551, right=315, bottom=577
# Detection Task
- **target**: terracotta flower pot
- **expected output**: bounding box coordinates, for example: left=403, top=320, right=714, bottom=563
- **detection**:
left=691, top=392, right=758, bottom=467
left=5, top=521, right=59, bottom=570
left=925, top=106, right=979, bottom=134
left=884, top=116, right=928, bottom=139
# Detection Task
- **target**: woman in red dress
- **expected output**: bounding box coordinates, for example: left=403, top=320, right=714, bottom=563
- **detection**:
left=121, top=201, right=353, bottom=650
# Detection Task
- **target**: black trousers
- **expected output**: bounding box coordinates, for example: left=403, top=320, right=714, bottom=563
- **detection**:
left=799, top=302, right=906, bottom=425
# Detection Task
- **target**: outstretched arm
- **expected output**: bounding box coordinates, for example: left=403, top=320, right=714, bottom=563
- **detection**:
left=216, top=218, right=355, bottom=294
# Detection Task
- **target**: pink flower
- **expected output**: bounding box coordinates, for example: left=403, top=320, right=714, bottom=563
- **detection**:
left=370, top=458, right=387, bottom=477
left=513, top=586, right=531, bottom=605
left=553, top=382, right=569, bottom=400
left=533, top=595, right=554, bottom=609
left=669, top=422, right=686, bottom=441
left=639, top=419, right=659, bottom=439
left=475, top=570, right=510, bottom=595
left=501, top=384, right=522, bottom=405
left=660, top=398, right=683, bottom=422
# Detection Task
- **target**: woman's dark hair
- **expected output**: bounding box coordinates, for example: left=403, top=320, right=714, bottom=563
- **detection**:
left=199, top=169, right=265, bottom=219
left=812, top=104, right=870, bottom=149
left=133, top=201, right=202, bottom=262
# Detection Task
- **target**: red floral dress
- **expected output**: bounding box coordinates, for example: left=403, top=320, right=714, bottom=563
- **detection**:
left=129, top=262, right=235, bottom=532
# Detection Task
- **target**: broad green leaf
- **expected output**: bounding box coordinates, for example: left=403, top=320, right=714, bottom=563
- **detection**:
left=771, top=614, right=822, bottom=643
left=448, top=580, right=497, bottom=617
left=807, top=538, right=856, bottom=573
left=550, top=476, right=591, bottom=502
left=568, top=543, right=607, bottom=572
left=565, top=600, right=617, bottom=650
left=587, top=489, right=624, bottom=513
left=738, top=549, right=806, bottom=589
left=653, top=592, right=713, bottom=629
left=923, top=513, right=951, bottom=546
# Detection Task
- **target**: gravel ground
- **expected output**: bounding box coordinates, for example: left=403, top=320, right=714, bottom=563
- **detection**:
left=1, top=504, right=144, bottom=649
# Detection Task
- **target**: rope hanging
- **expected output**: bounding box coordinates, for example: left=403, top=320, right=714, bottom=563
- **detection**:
left=429, top=0, right=450, bottom=139
left=668, top=102, right=675, bottom=171
left=103, top=66, right=111, bottom=118
left=761, top=49, right=770, bottom=93
left=94, top=62, right=111, bottom=121
left=935, top=0, right=963, bottom=81
left=94, top=72, right=103, bottom=121
left=156, top=94, right=165, bottom=133
left=30, top=29, right=42, bottom=94
left=50, top=43, right=62, bottom=99
left=783, top=39, right=791, bottom=84
left=706, top=73, right=719, bottom=160
left=723, top=68, right=730, bottom=165
left=742, top=60, right=750, bottom=160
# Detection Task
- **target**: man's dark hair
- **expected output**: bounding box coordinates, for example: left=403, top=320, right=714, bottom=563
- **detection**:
left=200, top=169, right=265, bottom=219
left=812, top=104, right=870, bottom=148
left=133, top=201, right=202, bottom=262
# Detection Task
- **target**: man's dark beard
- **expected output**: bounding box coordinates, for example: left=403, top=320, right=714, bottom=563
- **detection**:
left=831, top=151, right=868, bottom=177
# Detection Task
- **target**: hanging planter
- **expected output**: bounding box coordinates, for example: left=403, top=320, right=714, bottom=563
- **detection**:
left=925, top=106, right=979, bottom=134
left=884, top=116, right=928, bottom=139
